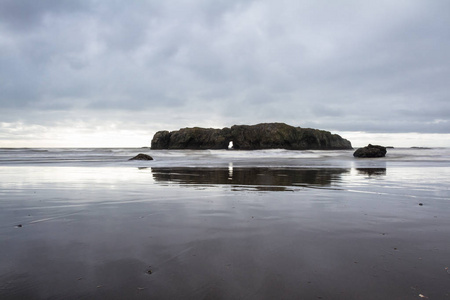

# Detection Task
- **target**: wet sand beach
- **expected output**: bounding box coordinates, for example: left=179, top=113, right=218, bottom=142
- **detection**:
left=1, top=149, right=450, bottom=299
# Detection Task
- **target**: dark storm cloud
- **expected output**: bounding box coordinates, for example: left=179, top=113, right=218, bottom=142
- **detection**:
left=0, top=0, right=449, bottom=137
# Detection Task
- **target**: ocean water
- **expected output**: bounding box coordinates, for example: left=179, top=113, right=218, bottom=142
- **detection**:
left=1, top=148, right=449, bottom=299
left=1, top=147, right=450, bottom=170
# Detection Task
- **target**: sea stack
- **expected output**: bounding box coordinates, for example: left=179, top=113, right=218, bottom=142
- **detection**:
left=151, top=123, right=352, bottom=150
left=353, top=144, right=387, bottom=158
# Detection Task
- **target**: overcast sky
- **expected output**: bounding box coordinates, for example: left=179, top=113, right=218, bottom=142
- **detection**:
left=1, top=0, right=449, bottom=147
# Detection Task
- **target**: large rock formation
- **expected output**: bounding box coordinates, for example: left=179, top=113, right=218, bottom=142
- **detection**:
left=151, top=123, right=352, bottom=150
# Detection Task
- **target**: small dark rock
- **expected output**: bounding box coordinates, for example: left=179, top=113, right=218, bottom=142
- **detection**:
left=353, top=144, right=387, bottom=158
left=419, top=203, right=423, bottom=206
left=129, top=153, right=153, bottom=161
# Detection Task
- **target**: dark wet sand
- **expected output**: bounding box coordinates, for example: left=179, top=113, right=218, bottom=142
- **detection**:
left=1, top=166, right=449, bottom=299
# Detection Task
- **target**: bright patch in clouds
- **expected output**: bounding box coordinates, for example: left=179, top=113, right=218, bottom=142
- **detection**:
left=2, top=122, right=450, bottom=148
left=336, top=132, right=450, bottom=148
left=0, top=121, right=150, bottom=148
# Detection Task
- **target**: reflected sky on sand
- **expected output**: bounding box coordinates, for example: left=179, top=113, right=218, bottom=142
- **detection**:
left=1, top=164, right=450, bottom=299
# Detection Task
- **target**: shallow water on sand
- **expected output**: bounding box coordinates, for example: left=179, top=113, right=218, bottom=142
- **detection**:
left=1, top=149, right=450, bottom=299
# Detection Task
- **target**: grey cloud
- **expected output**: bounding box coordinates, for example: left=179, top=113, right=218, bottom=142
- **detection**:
left=0, top=0, right=89, bottom=32
left=0, top=0, right=449, bottom=140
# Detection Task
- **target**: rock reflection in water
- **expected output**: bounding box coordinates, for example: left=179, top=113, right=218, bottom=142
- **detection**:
left=151, top=167, right=350, bottom=191
left=356, top=168, right=387, bottom=176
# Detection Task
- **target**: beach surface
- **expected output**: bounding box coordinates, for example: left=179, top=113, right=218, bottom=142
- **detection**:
left=1, top=148, right=449, bottom=299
